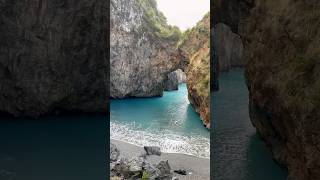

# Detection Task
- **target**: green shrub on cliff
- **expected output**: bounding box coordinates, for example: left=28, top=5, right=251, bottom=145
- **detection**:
left=177, top=12, right=210, bottom=51
left=178, top=12, right=210, bottom=126
left=137, top=0, right=181, bottom=41
left=141, top=171, right=149, bottom=180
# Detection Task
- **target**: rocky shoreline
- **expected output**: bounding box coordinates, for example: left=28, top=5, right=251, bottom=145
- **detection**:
left=110, top=139, right=210, bottom=180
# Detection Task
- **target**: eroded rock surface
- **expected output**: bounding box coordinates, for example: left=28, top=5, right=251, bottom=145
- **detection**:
left=110, top=0, right=181, bottom=98
left=243, top=1, right=320, bottom=179
left=164, top=69, right=186, bottom=91
left=180, top=13, right=210, bottom=128
left=0, top=0, right=108, bottom=117
left=110, top=143, right=175, bottom=180
left=213, top=23, right=244, bottom=71
left=212, top=0, right=250, bottom=86
left=213, top=0, right=320, bottom=178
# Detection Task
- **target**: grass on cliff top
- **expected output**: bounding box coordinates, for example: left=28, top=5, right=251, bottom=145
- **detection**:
left=137, top=0, right=181, bottom=41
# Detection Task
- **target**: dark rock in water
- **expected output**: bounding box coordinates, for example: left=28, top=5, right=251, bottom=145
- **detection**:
left=174, top=169, right=187, bottom=175
left=110, top=143, right=120, bottom=162
left=212, top=23, right=244, bottom=72
left=144, top=146, right=161, bottom=156
left=0, top=0, right=109, bottom=117
left=164, top=71, right=179, bottom=91
left=164, top=69, right=186, bottom=91
left=175, top=69, right=187, bottom=84
left=156, top=161, right=171, bottom=178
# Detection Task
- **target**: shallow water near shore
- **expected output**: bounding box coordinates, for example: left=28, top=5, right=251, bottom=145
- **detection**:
left=212, top=68, right=288, bottom=180
left=110, top=83, right=210, bottom=158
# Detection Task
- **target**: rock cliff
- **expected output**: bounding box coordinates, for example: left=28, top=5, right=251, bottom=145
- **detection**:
left=214, top=0, right=320, bottom=178
left=111, top=0, right=210, bottom=127
left=211, top=0, right=251, bottom=91
left=179, top=13, right=210, bottom=128
left=110, top=0, right=181, bottom=98
left=0, top=0, right=108, bottom=117
left=164, top=69, right=186, bottom=91
left=213, top=23, right=244, bottom=71
left=211, top=0, right=251, bottom=72
left=243, top=1, right=320, bottom=179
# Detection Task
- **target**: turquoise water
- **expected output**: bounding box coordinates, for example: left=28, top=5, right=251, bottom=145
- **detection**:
left=212, top=69, right=288, bottom=180
left=0, top=116, right=107, bottom=180
left=110, top=83, right=210, bottom=158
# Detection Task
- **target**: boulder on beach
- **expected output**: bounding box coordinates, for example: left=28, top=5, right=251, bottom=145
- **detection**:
left=144, top=146, right=161, bottom=156
left=156, top=161, right=172, bottom=179
left=174, top=169, right=187, bottom=175
left=110, top=144, right=178, bottom=180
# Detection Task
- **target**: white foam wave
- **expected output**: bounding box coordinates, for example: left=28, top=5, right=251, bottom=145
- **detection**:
left=110, top=122, right=210, bottom=159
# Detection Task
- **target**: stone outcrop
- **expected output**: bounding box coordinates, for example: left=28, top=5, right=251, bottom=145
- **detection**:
left=175, top=69, right=187, bottom=84
left=243, top=1, right=320, bottom=179
left=0, top=0, right=108, bottom=117
left=164, top=69, right=186, bottom=91
left=179, top=13, right=210, bottom=128
left=212, top=0, right=253, bottom=34
left=110, top=143, right=180, bottom=180
left=213, top=23, right=244, bottom=71
left=212, top=0, right=250, bottom=75
left=110, top=0, right=181, bottom=98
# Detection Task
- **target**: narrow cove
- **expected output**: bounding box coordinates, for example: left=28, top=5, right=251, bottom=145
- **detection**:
left=212, top=69, right=288, bottom=179
left=110, top=83, right=210, bottom=158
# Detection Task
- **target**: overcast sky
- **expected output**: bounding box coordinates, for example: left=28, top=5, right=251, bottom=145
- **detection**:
left=156, top=0, right=210, bottom=31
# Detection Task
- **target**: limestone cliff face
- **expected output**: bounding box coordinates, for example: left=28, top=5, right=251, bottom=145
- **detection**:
left=213, top=0, right=320, bottom=178
left=213, top=23, right=244, bottom=71
left=164, top=69, right=186, bottom=91
left=243, top=1, right=320, bottom=179
left=110, top=0, right=181, bottom=98
left=180, top=13, right=210, bottom=128
left=212, top=0, right=250, bottom=72
left=0, top=0, right=108, bottom=117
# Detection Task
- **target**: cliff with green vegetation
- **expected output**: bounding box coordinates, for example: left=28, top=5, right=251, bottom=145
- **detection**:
left=137, top=0, right=181, bottom=41
left=110, top=0, right=182, bottom=98
left=179, top=13, right=210, bottom=128
left=111, top=0, right=210, bottom=128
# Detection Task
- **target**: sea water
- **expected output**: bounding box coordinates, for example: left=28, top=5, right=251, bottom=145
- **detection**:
left=0, top=116, right=106, bottom=180
left=110, top=83, right=210, bottom=158
left=212, top=68, right=287, bottom=180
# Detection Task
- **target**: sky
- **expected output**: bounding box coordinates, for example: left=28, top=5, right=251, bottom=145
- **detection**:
left=156, top=0, right=210, bottom=31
